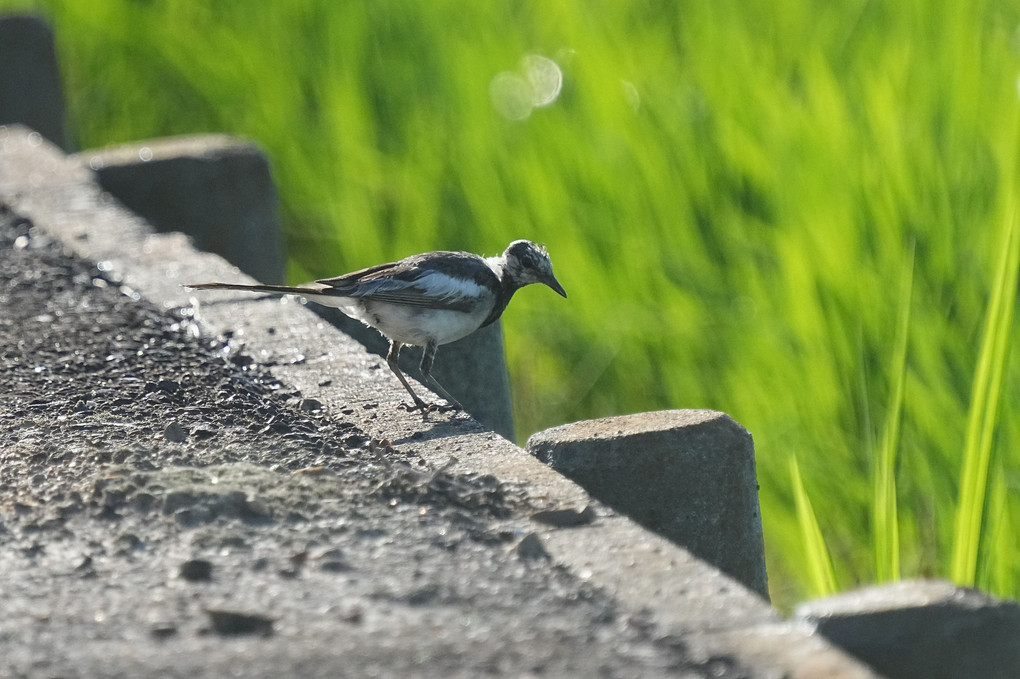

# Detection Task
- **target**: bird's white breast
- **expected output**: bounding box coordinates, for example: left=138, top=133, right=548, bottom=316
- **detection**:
left=358, top=301, right=494, bottom=346
left=304, top=269, right=498, bottom=346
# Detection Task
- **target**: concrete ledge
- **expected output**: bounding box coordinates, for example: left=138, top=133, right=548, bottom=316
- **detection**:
left=0, top=124, right=879, bottom=678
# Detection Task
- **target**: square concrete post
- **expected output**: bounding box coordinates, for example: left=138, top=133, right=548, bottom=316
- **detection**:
left=75, top=135, right=287, bottom=285
left=528, top=409, right=768, bottom=598
left=0, top=14, right=67, bottom=149
left=796, top=580, right=1020, bottom=679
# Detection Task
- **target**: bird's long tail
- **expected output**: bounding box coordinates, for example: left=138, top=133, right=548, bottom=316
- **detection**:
left=185, top=282, right=319, bottom=296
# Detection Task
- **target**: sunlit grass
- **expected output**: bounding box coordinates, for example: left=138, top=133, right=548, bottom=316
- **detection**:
left=873, top=244, right=914, bottom=583
left=5, top=0, right=1019, bottom=608
left=951, top=185, right=1020, bottom=585
left=790, top=455, right=838, bottom=596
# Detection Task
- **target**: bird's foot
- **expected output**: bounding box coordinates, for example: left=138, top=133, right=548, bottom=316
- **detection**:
left=425, top=401, right=460, bottom=414
left=397, top=400, right=460, bottom=414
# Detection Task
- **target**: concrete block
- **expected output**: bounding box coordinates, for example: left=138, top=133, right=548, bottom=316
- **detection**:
left=74, top=134, right=286, bottom=284
left=796, top=579, right=1020, bottom=679
left=527, top=409, right=768, bottom=597
left=0, top=14, right=66, bottom=148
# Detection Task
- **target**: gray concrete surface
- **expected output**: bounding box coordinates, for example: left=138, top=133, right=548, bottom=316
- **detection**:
left=796, top=580, right=1020, bottom=679
left=0, top=14, right=66, bottom=149
left=528, top=410, right=768, bottom=598
left=0, top=123, right=881, bottom=677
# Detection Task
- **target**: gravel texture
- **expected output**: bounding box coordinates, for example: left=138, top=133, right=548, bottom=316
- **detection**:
left=0, top=205, right=742, bottom=678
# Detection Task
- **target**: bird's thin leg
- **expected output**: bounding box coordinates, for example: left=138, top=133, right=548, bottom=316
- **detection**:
left=386, top=341, right=428, bottom=410
left=419, top=341, right=463, bottom=411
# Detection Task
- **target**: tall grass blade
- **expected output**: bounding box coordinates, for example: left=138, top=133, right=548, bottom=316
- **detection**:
left=986, top=465, right=1015, bottom=598
left=790, top=455, right=838, bottom=596
left=873, top=244, right=914, bottom=582
left=950, top=200, right=1020, bottom=584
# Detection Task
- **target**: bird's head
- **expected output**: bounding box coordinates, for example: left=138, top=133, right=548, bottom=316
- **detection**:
left=502, top=240, right=567, bottom=298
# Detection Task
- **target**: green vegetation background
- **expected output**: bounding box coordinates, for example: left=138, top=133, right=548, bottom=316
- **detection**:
left=6, top=0, right=1019, bottom=608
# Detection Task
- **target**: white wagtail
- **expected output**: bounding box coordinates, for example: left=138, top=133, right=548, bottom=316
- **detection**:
left=187, top=240, right=566, bottom=411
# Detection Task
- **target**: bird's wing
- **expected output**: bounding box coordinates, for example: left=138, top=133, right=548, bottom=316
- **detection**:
left=315, top=252, right=495, bottom=312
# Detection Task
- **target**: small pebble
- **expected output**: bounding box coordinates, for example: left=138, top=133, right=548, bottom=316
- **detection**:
left=531, top=505, right=597, bottom=528
left=515, top=533, right=552, bottom=561
left=150, top=623, right=178, bottom=640
left=204, top=609, right=274, bottom=636
left=162, top=422, right=188, bottom=443
left=179, top=558, right=213, bottom=582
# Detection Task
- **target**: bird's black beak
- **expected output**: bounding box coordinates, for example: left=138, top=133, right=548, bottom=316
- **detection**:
left=545, top=274, right=567, bottom=298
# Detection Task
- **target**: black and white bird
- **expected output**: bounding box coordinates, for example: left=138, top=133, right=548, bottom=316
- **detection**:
left=187, top=240, right=566, bottom=411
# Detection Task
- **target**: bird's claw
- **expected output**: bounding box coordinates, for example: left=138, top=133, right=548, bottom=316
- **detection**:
left=397, top=400, right=460, bottom=414
left=426, top=402, right=460, bottom=414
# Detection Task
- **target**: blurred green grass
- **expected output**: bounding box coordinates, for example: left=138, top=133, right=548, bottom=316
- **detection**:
left=6, top=0, right=1019, bottom=608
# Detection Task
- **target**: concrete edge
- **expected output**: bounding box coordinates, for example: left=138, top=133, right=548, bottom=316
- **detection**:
left=0, top=124, right=882, bottom=678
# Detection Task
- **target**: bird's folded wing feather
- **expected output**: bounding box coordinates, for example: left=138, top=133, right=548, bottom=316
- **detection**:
left=315, top=254, right=492, bottom=312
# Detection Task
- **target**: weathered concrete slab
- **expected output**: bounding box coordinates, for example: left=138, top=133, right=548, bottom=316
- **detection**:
left=528, top=410, right=768, bottom=598
left=796, top=579, right=1020, bottom=679
left=0, top=14, right=66, bottom=148
left=0, top=124, right=881, bottom=678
